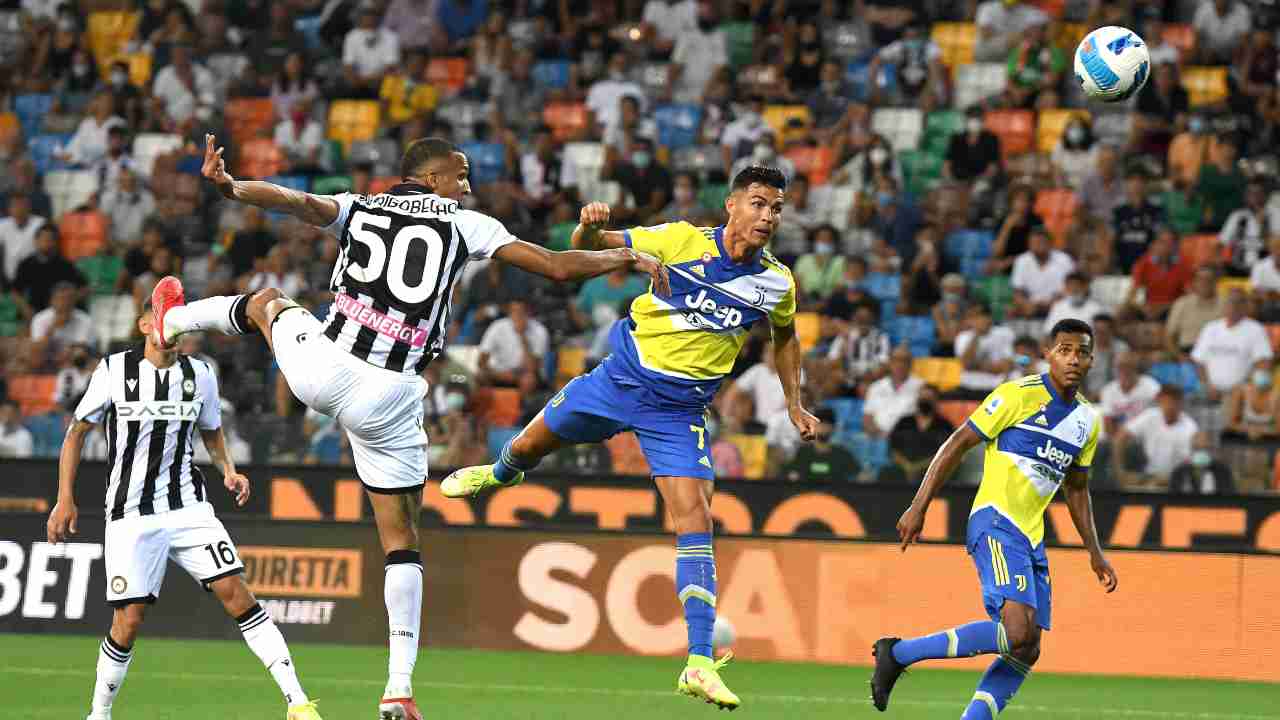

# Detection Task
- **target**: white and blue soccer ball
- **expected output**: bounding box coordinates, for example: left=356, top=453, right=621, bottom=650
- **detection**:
left=713, top=615, right=736, bottom=649
left=1073, top=26, right=1151, bottom=102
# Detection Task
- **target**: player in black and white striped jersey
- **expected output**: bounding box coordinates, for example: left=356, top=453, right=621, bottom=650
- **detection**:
left=46, top=303, right=323, bottom=720
left=146, top=134, right=671, bottom=720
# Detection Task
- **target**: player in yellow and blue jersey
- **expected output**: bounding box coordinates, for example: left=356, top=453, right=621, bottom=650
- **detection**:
left=870, top=318, right=1119, bottom=718
left=442, top=166, right=820, bottom=710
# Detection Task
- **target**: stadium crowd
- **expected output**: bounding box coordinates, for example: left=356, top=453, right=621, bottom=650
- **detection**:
left=0, top=0, right=1278, bottom=494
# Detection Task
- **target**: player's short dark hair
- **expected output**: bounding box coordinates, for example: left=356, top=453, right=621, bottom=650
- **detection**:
left=1065, top=271, right=1089, bottom=285
left=1158, top=384, right=1184, bottom=401
left=400, top=137, right=459, bottom=179
left=731, top=165, right=787, bottom=193
left=1048, top=318, right=1093, bottom=345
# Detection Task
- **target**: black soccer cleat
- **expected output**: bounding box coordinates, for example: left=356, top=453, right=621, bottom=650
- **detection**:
left=870, top=637, right=906, bottom=712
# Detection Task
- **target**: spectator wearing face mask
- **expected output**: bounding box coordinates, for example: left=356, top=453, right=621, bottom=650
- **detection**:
left=1010, top=227, right=1075, bottom=317
left=1118, top=384, right=1199, bottom=489
left=106, top=60, right=145, bottom=130
left=794, top=225, right=848, bottom=303
left=828, top=300, right=892, bottom=392
left=932, top=273, right=969, bottom=356
left=783, top=408, right=861, bottom=483
left=668, top=1, right=728, bottom=104
left=54, top=343, right=96, bottom=411
left=807, top=60, right=858, bottom=130
left=943, top=106, right=1002, bottom=184
left=831, top=134, right=901, bottom=196
left=889, top=385, right=954, bottom=483
left=1222, top=365, right=1279, bottom=491
left=956, top=304, right=1017, bottom=396
left=771, top=175, right=821, bottom=262
left=1170, top=432, right=1235, bottom=495
left=1099, top=351, right=1161, bottom=437
left=1196, top=137, right=1246, bottom=231
left=721, top=96, right=770, bottom=174
left=658, top=172, right=714, bottom=226
left=1249, top=235, right=1280, bottom=319
left=867, top=22, right=946, bottom=109
left=1083, top=314, right=1129, bottom=399
left=1135, top=61, right=1189, bottom=157
left=1108, top=171, right=1165, bottom=274
left=1050, top=118, right=1098, bottom=191
left=1042, top=272, right=1102, bottom=335
left=604, top=137, right=674, bottom=224
left=1219, top=179, right=1280, bottom=277
left=973, top=0, right=1049, bottom=62
left=869, top=177, right=925, bottom=265
left=986, top=184, right=1045, bottom=274
left=1191, top=289, right=1274, bottom=403
left=863, top=345, right=924, bottom=438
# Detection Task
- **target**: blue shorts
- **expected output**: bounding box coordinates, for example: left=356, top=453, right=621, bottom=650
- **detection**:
left=966, top=508, right=1052, bottom=630
left=542, top=363, right=714, bottom=480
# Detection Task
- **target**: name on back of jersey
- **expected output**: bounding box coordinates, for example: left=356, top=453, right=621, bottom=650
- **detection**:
left=364, top=193, right=458, bottom=217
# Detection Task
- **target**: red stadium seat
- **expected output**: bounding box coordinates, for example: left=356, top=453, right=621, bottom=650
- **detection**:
left=59, top=210, right=109, bottom=262
left=1268, top=324, right=1280, bottom=353
left=1180, top=234, right=1226, bottom=267
left=225, top=98, right=276, bottom=144
left=237, top=138, right=286, bottom=179
left=983, top=109, right=1035, bottom=158
left=10, top=374, right=57, bottom=417
left=426, top=58, right=470, bottom=92
left=938, top=400, right=979, bottom=428
left=542, top=102, right=590, bottom=142
left=0, top=112, right=18, bottom=145
left=1162, top=23, right=1196, bottom=57
left=1033, top=188, right=1080, bottom=248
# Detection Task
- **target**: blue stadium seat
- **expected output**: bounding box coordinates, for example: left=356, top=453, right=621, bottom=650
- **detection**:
left=308, top=430, right=343, bottom=464
left=1148, top=361, right=1202, bottom=396
left=14, top=94, right=53, bottom=138
left=487, top=426, right=521, bottom=461
left=653, top=104, right=703, bottom=150
left=844, top=59, right=896, bottom=102
left=29, top=133, right=71, bottom=175
left=944, top=229, right=995, bottom=264
left=824, top=397, right=863, bottom=434
left=24, top=412, right=64, bottom=458
left=843, top=431, right=890, bottom=472
left=863, top=272, right=901, bottom=304
left=264, top=175, right=310, bottom=221
left=531, top=60, right=571, bottom=90
left=293, top=14, right=325, bottom=51
left=458, top=141, right=506, bottom=185
left=892, top=316, right=936, bottom=356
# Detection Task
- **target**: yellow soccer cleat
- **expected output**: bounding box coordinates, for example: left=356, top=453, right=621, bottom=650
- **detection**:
left=286, top=700, right=322, bottom=720
left=677, top=652, right=740, bottom=711
left=440, top=465, right=522, bottom=498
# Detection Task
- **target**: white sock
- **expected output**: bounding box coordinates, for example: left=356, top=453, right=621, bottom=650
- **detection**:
left=238, top=603, right=308, bottom=706
left=91, top=636, right=132, bottom=716
left=164, top=294, right=251, bottom=339
left=384, top=550, right=423, bottom=699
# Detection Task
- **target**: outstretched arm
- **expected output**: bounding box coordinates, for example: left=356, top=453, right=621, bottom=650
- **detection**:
left=48, top=418, right=94, bottom=543
left=772, top=321, right=818, bottom=442
left=201, top=133, right=340, bottom=227
left=1064, top=467, right=1118, bottom=593
left=897, top=423, right=983, bottom=550
left=200, top=427, right=250, bottom=507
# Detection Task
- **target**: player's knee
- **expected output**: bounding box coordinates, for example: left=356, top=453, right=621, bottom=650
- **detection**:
left=246, top=288, right=286, bottom=327
left=210, top=576, right=253, bottom=615
left=666, top=493, right=713, bottom=534
left=1009, top=636, right=1041, bottom=667
left=1004, top=620, right=1040, bottom=665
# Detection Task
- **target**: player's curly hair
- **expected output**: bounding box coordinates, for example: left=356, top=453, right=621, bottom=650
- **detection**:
left=731, top=165, right=788, bottom=192
left=401, top=137, right=459, bottom=179
left=1048, top=318, right=1093, bottom=345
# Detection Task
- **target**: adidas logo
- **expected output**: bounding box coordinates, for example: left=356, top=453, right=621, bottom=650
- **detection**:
left=1035, top=415, right=1049, bottom=427
left=691, top=265, right=705, bottom=277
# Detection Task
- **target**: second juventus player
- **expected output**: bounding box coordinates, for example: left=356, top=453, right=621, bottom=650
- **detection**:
left=150, top=134, right=670, bottom=720
left=46, top=303, right=322, bottom=720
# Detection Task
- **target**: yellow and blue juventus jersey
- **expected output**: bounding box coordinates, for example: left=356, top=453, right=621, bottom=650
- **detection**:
left=609, top=222, right=796, bottom=405
left=966, top=373, right=1102, bottom=546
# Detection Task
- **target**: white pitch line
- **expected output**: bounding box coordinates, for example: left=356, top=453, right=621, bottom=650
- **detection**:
left=0, top=666, right=1273, bottom=720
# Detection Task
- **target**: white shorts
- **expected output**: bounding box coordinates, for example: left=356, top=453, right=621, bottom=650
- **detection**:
left=104, top=503, right=243, bottom=606
left=271, top=306, right=429, bottom=493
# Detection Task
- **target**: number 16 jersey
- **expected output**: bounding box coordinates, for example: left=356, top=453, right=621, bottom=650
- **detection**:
left=321, top=183, right=516, bottom=375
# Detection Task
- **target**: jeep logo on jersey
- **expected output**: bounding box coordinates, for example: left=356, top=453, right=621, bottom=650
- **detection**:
left=684, top=289, right=744, bottom=328
left=114, top=401, right=200, bottom=419
left=1035, top=439, right=1073, bottom=469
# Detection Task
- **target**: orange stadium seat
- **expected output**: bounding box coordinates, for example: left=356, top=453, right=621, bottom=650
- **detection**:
left=368, top=176, right=400, bottom=194
left=125, top=52, right=152, bottom=88
left=1034, top=188, right=1079, bottom=247
left=930, top=22, right=976, bottom=70
left=1161, top=23, right=1196, bottom=57
left=1036, top=109, right=1089, bottom=154
left=542, top=102, right=590, bottom=142
left=86, top=11, right=139, bottom=69
left=1266, top=324, right=1280, bottom=353
left=794, top=312, right=821, bottom=352
left=226, top=98, right=276, bottom=144
left=59, top=210, right=108, bottom=262
left=1182, top=66, right=1229, bottom=107
left=938, top=400, right=979, bottom=428
left=983, top=109, right=1034, bottom=157
left=10, top=374, right=57, bottom=417
left=784, top=145, right=834, bottom=185
left=473, top=386, right=522, bottom=428
left=556, top=346, right=587, bottom=383
left=0, top=112, right=18, bottom=145
left=1180, top=234, right=1225, bottom=267
left=912, top=357, right=962, bottom=391
left=238, top=138, right=286, bottom=179
left=327, top=100, right=381, bottom=151
left=1030, top=0, right=1065, bottom=17
left=426, top=57, right=470, bottom=92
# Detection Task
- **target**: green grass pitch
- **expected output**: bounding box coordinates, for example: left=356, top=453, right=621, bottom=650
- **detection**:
left=1, top=634, right=1273, bottom=719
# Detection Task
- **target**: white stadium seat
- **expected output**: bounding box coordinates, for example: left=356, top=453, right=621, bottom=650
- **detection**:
left=870, top=108, right=923, bottom=153
left=1092, top=275, right=1134, bottom=312
left=44, top=170, right=98, bottom=219
left=954, top=63, right=1007, bottom=111
left=131, top=133, right=183, bottom=178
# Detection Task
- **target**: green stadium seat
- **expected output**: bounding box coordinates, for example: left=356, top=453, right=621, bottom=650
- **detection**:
left=973, top=274, right=1013, bottom=322
left=698, top=183, right=729, bottom=212
left=76, top=254, right=124, bottom=298
left=900, top=149, right=944, bottom=197
left=313, top=175, right=354, bottom=195
left=721, top=22, right=755, bottom=68
left=0, top=294, right=20, bottom=336
left=923, top=110, right=963, bottom=153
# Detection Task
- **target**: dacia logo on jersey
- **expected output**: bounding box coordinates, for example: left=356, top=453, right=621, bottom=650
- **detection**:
left=1035, top=438, right=1073, bottom=469
left=684, top=289, right=743, bottom=328
left=115, top=400, right=200, bottom=419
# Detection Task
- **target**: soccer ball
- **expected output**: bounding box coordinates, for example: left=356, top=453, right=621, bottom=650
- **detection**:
left=713, top=616, right=736, bottom=649
left=1073, top=26, right=1150, bottom=102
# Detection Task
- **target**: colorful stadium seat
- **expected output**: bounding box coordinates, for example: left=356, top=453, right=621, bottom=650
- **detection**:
left=722, top=21, right=756, bottom=68
left=938, top=400, right=979, bottom=428
left=86, top=11, right=139, bottom=70
left=725, top=434, right=767, bottom=479
left=426, top=57, right=470, bottom=92
left=870, top=108, right=924, bottom=153
left=900, top=149, right=944, bottom=197
left=762, top=105, right=812, bottom=144
left=10, top=374, right=57, bottom=417
left=955, top=63, right=1007, bottom=110
left=131, top=133, right=184, bottom=176
left=1034, top=188, right=1080, bottom=247
left=15, top=95, right=54, bottom=138
left=912, top=357, right=962, bottom=392
left=1182, top=66, right=1229, bottom=107
left=531, top=60, right=571, bottom=90
left=794, top=311, right=822, bottom=351
left=1091, top=275, right=1133, bottom=312
left=543, top=102, right=590, bottom=142
left=458, top=141, right=506, bottom=185
left=225, top=98, right=276, bottom=144
left=473, top=386, right=523, bottom=428
left=237, top=138, right=286, bottom=179
left=0, top=111, right=18, bottom=146
left=1180, top=234, right=1225, bottom=267
left=327, top=100, right=381, bottom=152
left=930, top=22, right=976, bottom=69
left=1161, top=23, right=1196, bottom=57
left=59, top=209, right=109, bottom=261
left=1267, top=324, right=1280, bottom=353
left=983, top=109, right=1035, bottom=157
left=784, top=145, right=835, bottom=185
left=923, top=110, right=963, bottom=153
left=653, top=104, right=703, bottom=151
left=43, top=170, right=98, bottom=219
left=1036, top=109, right=1090, bottom=153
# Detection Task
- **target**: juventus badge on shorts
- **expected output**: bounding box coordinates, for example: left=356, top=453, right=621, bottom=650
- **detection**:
left=111, top=576, right=127, bottom=594
left=183, top=379, right=196, bottom=394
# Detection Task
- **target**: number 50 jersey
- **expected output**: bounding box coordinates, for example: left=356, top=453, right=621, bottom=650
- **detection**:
left=321, top=183, right=516, bottom=375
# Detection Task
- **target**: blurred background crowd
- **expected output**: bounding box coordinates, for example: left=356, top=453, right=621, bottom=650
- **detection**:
left=1, top=0, right=1278, bottom=494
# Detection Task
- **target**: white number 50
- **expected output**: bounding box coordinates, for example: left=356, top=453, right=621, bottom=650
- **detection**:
left=346, top=210, right=445, bottom=304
